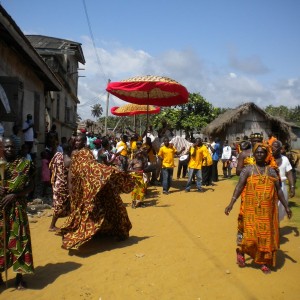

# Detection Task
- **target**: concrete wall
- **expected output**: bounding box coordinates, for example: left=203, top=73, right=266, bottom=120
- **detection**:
left=46, top=54, right=80, bottom=141
left=0, top=39, right=46, bottom=141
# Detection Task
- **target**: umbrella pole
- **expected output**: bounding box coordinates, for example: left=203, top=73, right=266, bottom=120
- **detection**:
left=104, top=79, right=111, bottom=136
left=146, top=95, right=149, bottom=132
left=133, top=115, right=136, bottom=132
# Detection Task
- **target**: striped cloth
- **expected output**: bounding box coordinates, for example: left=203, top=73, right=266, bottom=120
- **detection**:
left=170, top=136, right=193, bottom=155
left=240, top=168, right=279, bottom=266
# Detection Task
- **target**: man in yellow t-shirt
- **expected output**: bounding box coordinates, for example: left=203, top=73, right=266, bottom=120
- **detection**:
left=185, top=138, right=207, bottom=192
left=158, top=137, right=185, bottom=194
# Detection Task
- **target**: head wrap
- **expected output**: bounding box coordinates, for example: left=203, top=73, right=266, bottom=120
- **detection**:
left=94, top=139, right=102, bottom=145
left=253, top=142, right=278, bottom=169
left=253, top=142, right=268, bottom=154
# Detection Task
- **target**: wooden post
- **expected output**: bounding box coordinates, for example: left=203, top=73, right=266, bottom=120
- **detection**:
left=104, top=79, right=111, bottom=135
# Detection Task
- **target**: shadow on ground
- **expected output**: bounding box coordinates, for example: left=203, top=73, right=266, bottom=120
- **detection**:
left=0, top=262, right=82, bottom=291
left=68, top=235, right=151, bottom=258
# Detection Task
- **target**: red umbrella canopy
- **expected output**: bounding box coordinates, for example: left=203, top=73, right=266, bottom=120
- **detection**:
left=106, top=75, right=189, bottom=106
left=111, top=103, right=160, bottom=116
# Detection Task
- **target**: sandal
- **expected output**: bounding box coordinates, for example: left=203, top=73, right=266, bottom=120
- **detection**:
left=261, top=265, right=271, bottom=274
left=236, top=249, right=246, bottom=267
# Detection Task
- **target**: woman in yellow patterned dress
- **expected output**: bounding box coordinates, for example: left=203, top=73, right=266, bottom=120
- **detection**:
left=225, top=143, right=292, bottom=274
left=129, top=149, right=148, bottom=208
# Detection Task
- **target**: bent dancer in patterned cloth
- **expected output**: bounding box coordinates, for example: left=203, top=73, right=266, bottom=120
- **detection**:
left=0, top=138, right=35, bottom=289
left=60, top=134, right=135, bottom=250
left=225, top=143, right=292, bottom=274
left=48, top=143, right=72, bottom=232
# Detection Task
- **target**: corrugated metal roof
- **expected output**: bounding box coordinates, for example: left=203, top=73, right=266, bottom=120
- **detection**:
left=26, top=35, right=85, bottom=64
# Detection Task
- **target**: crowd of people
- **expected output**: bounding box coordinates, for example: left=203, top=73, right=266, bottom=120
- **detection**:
left=0, top=119, right=299, bottom=289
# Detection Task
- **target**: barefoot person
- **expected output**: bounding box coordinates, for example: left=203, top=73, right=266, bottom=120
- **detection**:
left=0, top=137, right=35, bottom=289
left=129, top=149, right=148, bottom=208
left=48, top=143, right=72, bottom=232
left=225, top=143, right=292, bottom=274
left=60, top=134, right=135, bottom=249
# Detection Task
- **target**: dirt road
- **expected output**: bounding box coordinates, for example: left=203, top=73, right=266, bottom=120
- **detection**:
left=1, top=165, right=299, bottom=300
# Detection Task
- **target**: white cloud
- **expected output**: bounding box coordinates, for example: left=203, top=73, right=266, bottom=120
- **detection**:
left=229, top=51, right=270, bottom=75
left=77, top=37, right=300, bottom=120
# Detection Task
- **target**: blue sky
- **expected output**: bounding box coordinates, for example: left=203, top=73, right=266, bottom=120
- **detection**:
left=1, top=0, right=299, bottom=120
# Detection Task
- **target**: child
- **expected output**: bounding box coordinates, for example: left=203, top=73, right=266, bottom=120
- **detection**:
left=129, top=149, right=148, bottom=208
left=41, top=151, right=51, bottom=197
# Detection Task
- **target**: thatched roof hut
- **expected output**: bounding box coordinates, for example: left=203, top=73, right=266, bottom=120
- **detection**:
left=202, top=102, right=295, bottom=146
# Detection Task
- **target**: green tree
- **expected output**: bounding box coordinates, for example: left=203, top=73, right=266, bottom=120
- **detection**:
left=91, top=103, right=103, bottom=118
left=265, top=105, right=290, bottom=120
left=265, top=105, right=300, bottom=125
left=289, top=105, right=300, bottom=125
left=152, top=93, right=221, bottom=138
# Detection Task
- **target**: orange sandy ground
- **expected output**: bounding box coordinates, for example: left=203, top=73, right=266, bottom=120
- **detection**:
left=1, top=161, right=300, bottom=300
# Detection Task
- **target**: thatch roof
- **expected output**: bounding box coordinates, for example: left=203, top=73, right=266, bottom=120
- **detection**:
left=202, top=102, right=296, bottom=141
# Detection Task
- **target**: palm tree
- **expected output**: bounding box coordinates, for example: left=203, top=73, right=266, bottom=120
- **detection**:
left=91, top=104, right=103, bottom=119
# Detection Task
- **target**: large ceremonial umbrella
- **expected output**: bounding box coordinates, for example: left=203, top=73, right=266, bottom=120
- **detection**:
left=111, top=103, right=160, bottom=132
left=111, top=103, right=160, bottom=116
left=106, top=75, right=188, bottom=129
left=106, top=75, right=189, bottom=106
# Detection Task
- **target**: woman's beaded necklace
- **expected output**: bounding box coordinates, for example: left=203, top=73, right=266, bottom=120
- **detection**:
left=253, top=164, right=268, bottom=207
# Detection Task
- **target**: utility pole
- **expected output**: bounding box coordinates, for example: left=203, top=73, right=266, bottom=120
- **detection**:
left=104, top=79, right=111, bottom=135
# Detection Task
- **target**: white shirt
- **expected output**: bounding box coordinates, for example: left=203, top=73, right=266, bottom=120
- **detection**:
left=207, top=142, right=215, bottom=156
left=278, top=155, right=292, bottom=180
left=92, top=148, right=99, bottom=160
left=22, top=120, right=34, bottom=142
left=221, top=146, right=232, bottom=160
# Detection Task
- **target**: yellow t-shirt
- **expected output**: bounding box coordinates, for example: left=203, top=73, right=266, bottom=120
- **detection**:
left=188, top=145, right=207, bottom=169
left=202, top=146, right=212, bottom=166
left=158, top=145, right=177, bottom=168
left=117, top=141, right=128, bottom=156
left=131, top=141, right=137, bottom=152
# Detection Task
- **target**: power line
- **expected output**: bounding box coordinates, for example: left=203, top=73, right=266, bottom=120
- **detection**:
left=82, top=0, right=108, bottom=81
